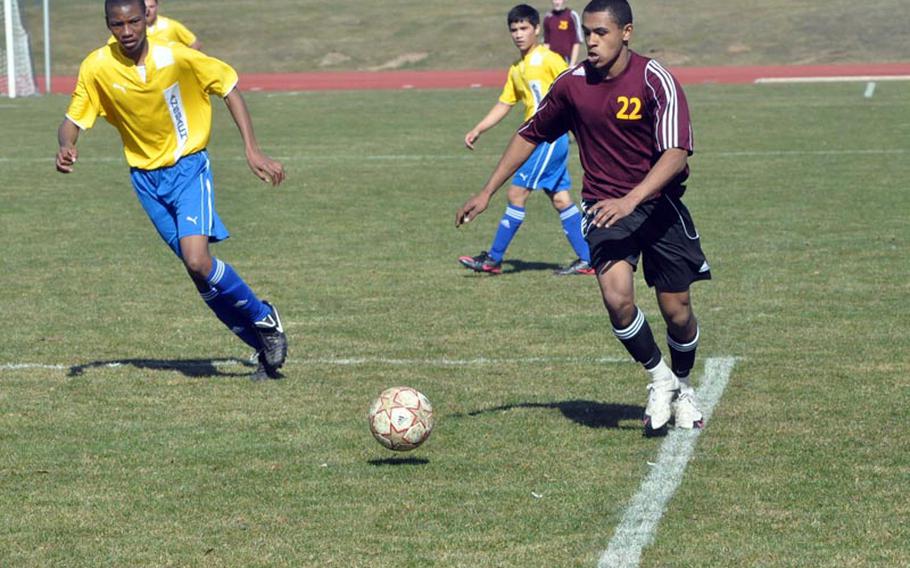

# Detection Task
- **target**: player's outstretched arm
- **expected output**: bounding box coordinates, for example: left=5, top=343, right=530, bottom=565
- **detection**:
left=56, top=118, right=81, bottom=174
left=223, top=88, right=286, bottom=186
left=465, top=102, right=513, bottom=150
left=456, top=133, right=537, bottom=227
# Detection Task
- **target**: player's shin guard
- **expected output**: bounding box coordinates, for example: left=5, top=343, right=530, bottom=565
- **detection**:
left=200, top=287, right=260, bottom=349
left=558, top=204, right=590, bottom=263
left=489, top=205, right=525, bottom=262
left=206, top=258, right=272, bottom=325
left=613, top=307, right=662, bottom=370
left=668, top=325, right=699, bottom=382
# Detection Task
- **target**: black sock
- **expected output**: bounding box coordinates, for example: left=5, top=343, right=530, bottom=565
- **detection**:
left=613, top=307, right=662, bottom=369
left=667, top=326, right=699, bottom=379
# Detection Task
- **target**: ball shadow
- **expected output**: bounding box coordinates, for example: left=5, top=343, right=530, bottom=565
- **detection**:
left=367, top=456, right=430, bottom=466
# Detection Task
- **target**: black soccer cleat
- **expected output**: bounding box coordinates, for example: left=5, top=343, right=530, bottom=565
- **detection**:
left=554, top=258, right=595, bottom=276
left=254, top=301, right=288, bottom=370
left=458, top=251, right=502, bottom=274
left=250, top=351, right=282, bottom=381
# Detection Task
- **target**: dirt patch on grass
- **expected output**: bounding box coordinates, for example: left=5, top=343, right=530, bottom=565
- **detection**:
left=642, top=49, right=691, bottom=66
left=366, top=52, right=429, bottom=71
left=319, top=52, right=352, bottom=67
left=727, top=42, right=751, bottom=55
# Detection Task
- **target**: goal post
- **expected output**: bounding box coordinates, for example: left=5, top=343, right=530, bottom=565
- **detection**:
left=1, top=0, right=37, bottom=97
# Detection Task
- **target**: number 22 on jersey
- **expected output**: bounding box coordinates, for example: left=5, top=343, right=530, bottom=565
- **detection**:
left=616, top=96, right=642, bottom=120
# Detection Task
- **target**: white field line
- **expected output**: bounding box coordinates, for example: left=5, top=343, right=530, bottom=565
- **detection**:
left=597, top=356, right=737, bottom=568
left=755, top=75, right=910, bottom=84
left=0, top=355, right=631, bottom=373
left=864, top=82, right=877, bottom=98
left=1, top=148, right=906, bottom=165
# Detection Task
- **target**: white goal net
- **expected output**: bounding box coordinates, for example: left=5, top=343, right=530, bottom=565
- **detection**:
left=1, top=0, right=37, bottom=97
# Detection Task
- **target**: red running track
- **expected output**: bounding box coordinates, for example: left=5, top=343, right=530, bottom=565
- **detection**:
left=34, top=62, right=910, bottom=94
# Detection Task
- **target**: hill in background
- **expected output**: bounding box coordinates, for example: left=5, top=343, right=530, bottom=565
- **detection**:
left=24, top=0, right=910, bottom=75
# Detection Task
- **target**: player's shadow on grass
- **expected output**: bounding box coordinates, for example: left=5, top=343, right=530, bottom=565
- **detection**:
left=368, top=457, right=429, bottom=466
left=502, top=259, right=563, bottom=274
left=463, top=400, right=644, bottom=430
left=67, top=357, right=255, bottom=378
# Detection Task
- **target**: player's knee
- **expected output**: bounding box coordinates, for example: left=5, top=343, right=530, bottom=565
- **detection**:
left=658, top=292, right=693, bottom=330
left=602, top=296, right=636, bottom=327
left=182, top=252, right=212, bottom=279
left=550, top=191, right=572, bottom=210
left=665, top=311, right=695, bottom=337
left=661, top=305, right=695, bottom=337
left=507, top=185, right=530, bottom=206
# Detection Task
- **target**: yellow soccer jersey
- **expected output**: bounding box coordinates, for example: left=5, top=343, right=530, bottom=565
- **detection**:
left=66, top=39, right=239, bottom=170
left=107, top=15, right=197, bottom=48
left=499, top=44, right=568, bottom=122
left=149, top=16, right=197, bottom=47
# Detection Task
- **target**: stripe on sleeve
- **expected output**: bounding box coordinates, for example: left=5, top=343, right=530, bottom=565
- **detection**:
left=571, top=10, right=584, bottom=43
left=645, top=60, right=680, bottom=150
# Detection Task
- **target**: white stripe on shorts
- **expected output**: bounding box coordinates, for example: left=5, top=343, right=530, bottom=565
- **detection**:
left=206, top=178, right=214, bottom=236
left=531, top=141, right=557, bottom=189
left=199, top=172, right=206, bottom=234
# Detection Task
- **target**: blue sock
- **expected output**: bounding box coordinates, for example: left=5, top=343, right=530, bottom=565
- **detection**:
left=200, top=287, right=261, bottom=349
left=206, top=258, right=271, bottom=325
left=489, top=205, right=525, bottom=262
left=559, top=204, right=590, bottom=262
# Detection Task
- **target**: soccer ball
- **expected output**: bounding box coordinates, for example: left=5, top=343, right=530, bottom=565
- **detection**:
left=368, top=386, right=434, bottom=451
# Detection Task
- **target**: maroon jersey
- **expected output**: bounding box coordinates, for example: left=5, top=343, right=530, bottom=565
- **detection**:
left=543, top=9, right=583, bottom=62
left=519, top=51, right=694, bottom=201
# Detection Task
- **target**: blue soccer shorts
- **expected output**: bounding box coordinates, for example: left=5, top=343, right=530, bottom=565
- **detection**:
left=511, top=133, right=571, bottom=193
left=130, top=150, right=230, bottom=258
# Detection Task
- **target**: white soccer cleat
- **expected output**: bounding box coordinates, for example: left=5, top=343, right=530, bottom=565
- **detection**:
left=673, top=386, right=704, bottom=429
left=644, top=369, right=679, bottom=430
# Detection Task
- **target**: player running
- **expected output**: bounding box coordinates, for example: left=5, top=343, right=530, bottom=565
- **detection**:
left=457, top=0, right=710, bottom=432
left=56, top=0, right=287, bottom=380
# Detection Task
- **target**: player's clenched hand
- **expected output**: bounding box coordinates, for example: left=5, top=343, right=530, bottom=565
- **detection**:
left=246, top=150, right=285, bottom=186
left=588, top=196, right=636, bottom=228
left=455, top=193, right=490, bottom=227
left=56, top=147, right=78, bottom=173
left=464, top=129, right=481, bottom=150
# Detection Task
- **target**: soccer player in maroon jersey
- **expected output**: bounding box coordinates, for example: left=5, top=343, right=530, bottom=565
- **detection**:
left=456, top=0, right=710, bottom=432
left=543, top=0, right=584, bottom=65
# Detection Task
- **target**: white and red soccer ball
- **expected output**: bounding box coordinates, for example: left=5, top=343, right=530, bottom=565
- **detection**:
left=368, top=386, right=434, bottom=451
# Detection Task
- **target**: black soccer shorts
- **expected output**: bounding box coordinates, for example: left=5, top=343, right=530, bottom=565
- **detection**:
left=582, top=194, right=712, bottom=292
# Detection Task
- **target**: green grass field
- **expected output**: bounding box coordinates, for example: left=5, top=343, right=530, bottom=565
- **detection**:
left=20, top=0, right=910, bottom=75
left=1, top=82, right=909, bottom=566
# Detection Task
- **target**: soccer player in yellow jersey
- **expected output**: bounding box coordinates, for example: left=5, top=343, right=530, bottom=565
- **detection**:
left=107, top=0, right=199, bottom=49
left=145, top=0, right=199, bottom=49
left=459, top=4, right=592, bottom=276
left=56, top=0, right=287, bottom=380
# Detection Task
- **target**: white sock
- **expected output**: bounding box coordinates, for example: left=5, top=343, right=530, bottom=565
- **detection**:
left=646, top=359, right=677, bottom=387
